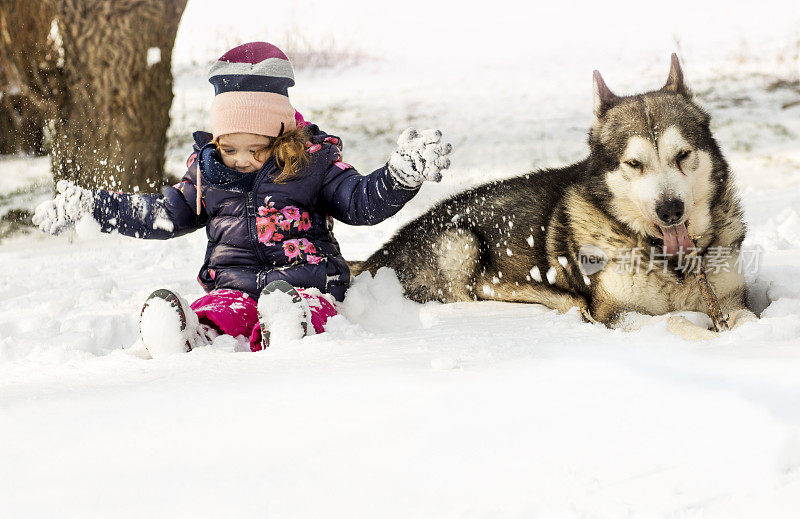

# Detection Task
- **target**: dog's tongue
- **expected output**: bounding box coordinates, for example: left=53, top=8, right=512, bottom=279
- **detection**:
left=660, top=223, right=693, bottom=255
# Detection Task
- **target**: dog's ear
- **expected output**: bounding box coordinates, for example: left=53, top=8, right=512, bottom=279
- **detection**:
left=593, top=70, right=619, bottom=118
left=661, top=53, right=692, bottom=98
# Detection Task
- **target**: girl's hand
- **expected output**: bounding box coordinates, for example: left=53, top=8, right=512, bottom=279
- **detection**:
left=32, top=180, right=95, bottom=235
left=388, top=128, right=453, bottom=188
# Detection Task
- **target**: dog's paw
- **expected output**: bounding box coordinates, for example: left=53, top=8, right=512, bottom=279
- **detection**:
left=726, top=308, right=758, bottom=330
left=667, top=315, right=719, bottom=341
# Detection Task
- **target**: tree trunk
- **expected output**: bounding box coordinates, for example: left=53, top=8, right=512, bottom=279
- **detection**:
left=0, top=1, right=55, bottom=156
left=0, top=92, right=17, bottom=154
left=51, top=0, right=187, bottom=191
left=15, top=94, right=47, bottom=155
left=0, top=92, right=47, bottom=155
left=0, top=0, right=187, bottom=192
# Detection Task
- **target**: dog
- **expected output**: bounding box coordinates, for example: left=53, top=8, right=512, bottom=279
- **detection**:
left=355, top=55, right=756, bottom=336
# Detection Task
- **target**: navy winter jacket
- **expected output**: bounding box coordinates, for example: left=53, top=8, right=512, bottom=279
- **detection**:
left=93, top=126, right=419, bottom=301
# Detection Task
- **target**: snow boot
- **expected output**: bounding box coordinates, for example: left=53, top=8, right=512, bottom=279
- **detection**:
left=139, top=289, right=199, bottom=357
left=256, top=280, right=312, bottom=349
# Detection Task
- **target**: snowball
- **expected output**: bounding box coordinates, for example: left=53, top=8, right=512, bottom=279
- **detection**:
left=74, top=213, right=102, bottom=238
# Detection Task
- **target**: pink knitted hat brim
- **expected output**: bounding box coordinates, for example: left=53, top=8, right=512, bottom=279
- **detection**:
left=210, top=91, right=296, bottom=139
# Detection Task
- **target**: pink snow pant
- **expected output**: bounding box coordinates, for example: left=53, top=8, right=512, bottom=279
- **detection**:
left=189, top=289, right=338, bottom=352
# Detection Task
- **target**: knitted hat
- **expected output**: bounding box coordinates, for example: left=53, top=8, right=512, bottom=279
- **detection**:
left=208, top=42, right=296, bottom=139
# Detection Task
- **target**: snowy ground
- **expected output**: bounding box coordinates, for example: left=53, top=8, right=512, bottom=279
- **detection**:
left=2, top=4, right=800, bottom=517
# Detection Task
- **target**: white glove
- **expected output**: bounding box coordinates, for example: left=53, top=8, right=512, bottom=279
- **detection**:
left=388, top=128, right=453, bottom=188
left=32, top=180, right=95, bottom=235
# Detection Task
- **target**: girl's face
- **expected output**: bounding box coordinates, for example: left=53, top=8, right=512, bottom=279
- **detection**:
left=217, top=133, right=271, bottom=173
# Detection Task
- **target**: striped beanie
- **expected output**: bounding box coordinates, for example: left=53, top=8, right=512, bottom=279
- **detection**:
left=208, top=42, right=296, bottom=139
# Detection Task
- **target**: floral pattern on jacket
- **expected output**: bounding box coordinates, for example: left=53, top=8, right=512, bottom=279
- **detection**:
left=256, top=196, right=322, bottom=264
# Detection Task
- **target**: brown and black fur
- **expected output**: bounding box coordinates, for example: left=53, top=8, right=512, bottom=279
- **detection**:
left=356, top=55, right=749, bottom=326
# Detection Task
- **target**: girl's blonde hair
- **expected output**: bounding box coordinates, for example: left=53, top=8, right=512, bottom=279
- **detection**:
left=216, top=127, right=311, bottom=183
left=261, top=127, right=311, bottom=183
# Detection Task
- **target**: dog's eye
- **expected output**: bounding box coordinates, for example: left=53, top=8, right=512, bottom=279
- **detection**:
left=624, top=160, right=642, bottom=169
left=676, top=150, right=691, bottom=161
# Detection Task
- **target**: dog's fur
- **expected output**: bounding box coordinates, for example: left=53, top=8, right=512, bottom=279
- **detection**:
left=356, top=55, right=750, bottom=327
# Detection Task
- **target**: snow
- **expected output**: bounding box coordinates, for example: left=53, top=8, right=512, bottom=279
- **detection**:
left=146, top=47, right=161, bottom=68
left=139, top=296, right=190, bottom=356
left=2, top=2, right=800, bottom=517
left=337, top=267, right=424, bottom=333
left=0, top=155, right=49, bottom=193
left=48, top=18, right=64, bottom=67
left=257, top=285, right=309, bottom=345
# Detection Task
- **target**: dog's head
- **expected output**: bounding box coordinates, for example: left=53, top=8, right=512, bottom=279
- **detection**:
left=588, top=54, right=727, bottom=255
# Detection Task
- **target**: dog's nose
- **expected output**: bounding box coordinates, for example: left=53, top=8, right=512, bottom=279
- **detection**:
left=656, top=198, right=684, bottom=225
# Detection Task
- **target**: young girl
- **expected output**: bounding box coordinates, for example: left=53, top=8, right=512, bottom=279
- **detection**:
left=32, top=42, right=452, bottom=356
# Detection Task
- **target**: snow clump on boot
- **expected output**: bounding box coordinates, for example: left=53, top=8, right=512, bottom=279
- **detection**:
left=139, top=290, right=207, bottom=357
left=257, top=286, right=310, bottom=348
